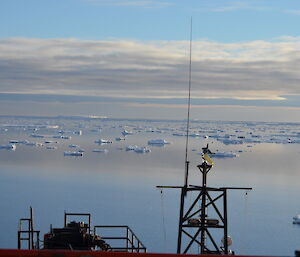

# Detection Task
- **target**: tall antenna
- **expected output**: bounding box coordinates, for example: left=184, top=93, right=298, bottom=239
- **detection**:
left=157, top=18, right=253, bottom=255
left=184, top=17, right=193, bottom=188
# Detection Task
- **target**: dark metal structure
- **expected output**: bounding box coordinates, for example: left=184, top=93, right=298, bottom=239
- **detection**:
left=18, top=210, right=146, bottom=252
left=158, top=145, right=252, bottom=255
left=17, top=207, right=40, bottom=250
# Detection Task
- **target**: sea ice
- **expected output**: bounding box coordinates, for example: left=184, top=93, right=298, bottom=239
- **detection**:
left=172, top=133, right=186, bottom=137
left=211, top=152, right=239, bottom=158
left=220, top=139, right=243, bottom=145
left=46, top=146, right=57, bottom=150
left=30, top=134, right=44, bottom=138
left=64, top=151, right=83, bottom=156
left=74, top=130, right=82, bottom=135
left=126, top=145, right=138, bottom=151
left=61, top=136, right=71, bottom=140
left=53, top=135, right=71, bottom=140
left=9, top=140, right=19, bottom=144
left=293, top=215, right=300, bottom=224
left=95, top=139, right=112, bottom=144
left=148, top=139, right=170, bottom=145
left=115, top=137, right=125, bottom=141
left=134, top=147, right=151, bottom=154
left=122, top=130, right=133, bottom=136
left=69, top=144, right=79, bottom=148
left=25, top=142, right=43, bottom=147
left=0, top=144, right=16, bottom=150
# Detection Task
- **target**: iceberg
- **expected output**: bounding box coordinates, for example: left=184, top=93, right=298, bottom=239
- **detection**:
left=220, top=139, right=243, bottom=145
left=64, top=151, right=83, bottom=156
left=126, top=145, right=138, bottom=151
left=0, top=144, right=16, bottom=150
left=53, top=135, right=71, bottom=139
left=125, top=145, right=150, bottom=153
left=25, top=142, right=43, bottom=147
left=189, top=133, right=201, bottom=137
left=134, top=147, right=151, bottom=154
left=293, top=215, right=300, bottom=224
left=30, top=134, right=44, bottom=138
left=95, top=139, right=112, bottom=144
left=122, top=130, right=133, bottom=136
left=61, top=135, right=71, bottom=140
left=74, top=130, right=82, bottom=135
left=115, top=137, right=125, bottom=141
left=210, top=152, right=239, bottom=158
left=148, top=139, right=170, bottom=145
left=9, top=140, right=19, bottom=144
left=172, top=133, right=185, bottom=137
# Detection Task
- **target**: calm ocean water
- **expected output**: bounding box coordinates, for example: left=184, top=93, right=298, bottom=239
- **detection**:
left=0, top=116, right=300, bottom=255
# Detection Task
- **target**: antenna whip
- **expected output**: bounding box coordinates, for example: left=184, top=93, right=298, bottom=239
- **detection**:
left=184, top=17, right=193, bottom=187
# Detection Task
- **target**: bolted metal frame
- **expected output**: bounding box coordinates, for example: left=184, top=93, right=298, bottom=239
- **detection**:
left=158, top=155, right=252, bottom=255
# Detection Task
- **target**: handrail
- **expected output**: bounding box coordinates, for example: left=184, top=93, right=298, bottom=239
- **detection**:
left=94, top=225, right=146, bottom=252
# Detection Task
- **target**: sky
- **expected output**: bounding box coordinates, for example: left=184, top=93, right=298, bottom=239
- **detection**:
left=1, top=0, right=300, bottom=122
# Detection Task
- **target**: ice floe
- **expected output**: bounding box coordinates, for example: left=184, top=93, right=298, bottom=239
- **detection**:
left=115, top=137, right=125, bottom=141
left=95, top=139, right=112, bottom=144
left=9, top=140, right=20, bottom=144
left=211, top=152, right=239, bottom=158
left=122, top=130, right=133, bottom=136
left=134, top=147, right=151, bottom=154
left=0, top=144, right=16, bottom=150
left=74, top=130, right=82, bottom=135
left=125, top=145, right=150, bottom=153
left=30, top=134, right=44, bottom=138
left=64, top=151, right=83, bottom=156
left=148, top=139, right=170, bottom=145
left=219, top=139, right=244, bottom=145
left=53, top=135, right=71, bottom=140
left=293, top=215, right=300, bottom=224
left=126, top=145, right=138, bottom=151
left=24, top=142, right=43, bottom=147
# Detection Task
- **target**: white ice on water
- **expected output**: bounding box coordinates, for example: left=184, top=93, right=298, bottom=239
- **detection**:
left=64, top=151, right=83, bottom=156
left=122, top=130, right=133, bottom=136
left=148, top=139, right=170, bottom=145
left=0, top=144, right=16, bottom=150
left=95, top=139, right=112, bottom=144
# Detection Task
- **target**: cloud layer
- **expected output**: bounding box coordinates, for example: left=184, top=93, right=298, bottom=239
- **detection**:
left=1, top=37, right=300, bottom=101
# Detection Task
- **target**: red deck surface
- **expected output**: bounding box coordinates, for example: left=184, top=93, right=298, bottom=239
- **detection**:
left=0, top=250, right=256, bottom=257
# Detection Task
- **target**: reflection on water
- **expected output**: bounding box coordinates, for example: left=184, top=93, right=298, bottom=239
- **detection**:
left=0, top=117, right=300, bottom=255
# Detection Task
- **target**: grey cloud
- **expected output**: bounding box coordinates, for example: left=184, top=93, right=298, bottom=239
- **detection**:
left=1, top=38, right=300, bottom=100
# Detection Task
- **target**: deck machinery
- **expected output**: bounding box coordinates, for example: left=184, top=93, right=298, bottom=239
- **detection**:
left=18, top=210, right=146, bottom=252
left=158, top=145, right=252, bottom=255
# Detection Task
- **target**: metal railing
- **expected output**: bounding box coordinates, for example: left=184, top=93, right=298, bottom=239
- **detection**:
left=94, top=225, right=147, bottom=253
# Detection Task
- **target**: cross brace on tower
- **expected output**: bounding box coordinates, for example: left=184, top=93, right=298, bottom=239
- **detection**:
left=157, top=146, right=252, bottom=255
